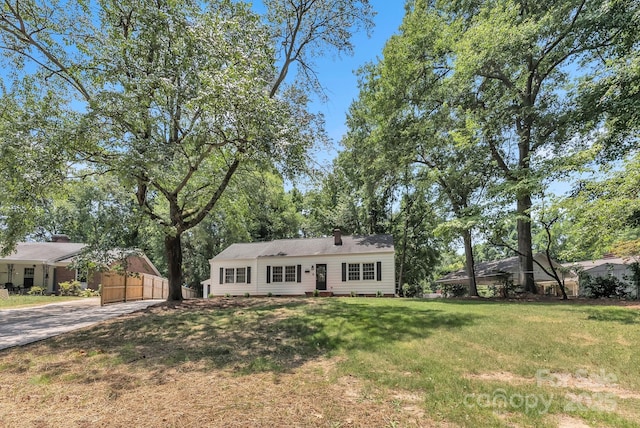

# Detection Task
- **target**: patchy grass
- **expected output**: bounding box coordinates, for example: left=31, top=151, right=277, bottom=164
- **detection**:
left=0, top=297, right=639, bottom=427
left=0, top=295, right=84, bottom=309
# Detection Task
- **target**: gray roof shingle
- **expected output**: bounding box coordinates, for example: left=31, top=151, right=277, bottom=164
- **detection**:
left=212, top=234, right=394, bottom=261
left=0, top=242, right=86, bottom=264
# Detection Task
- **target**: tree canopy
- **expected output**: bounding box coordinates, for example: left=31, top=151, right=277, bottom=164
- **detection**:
left=0, top=0, right=374, bottom=300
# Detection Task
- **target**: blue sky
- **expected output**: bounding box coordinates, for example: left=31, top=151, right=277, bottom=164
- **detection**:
left=301, top=1, right=406, bottom=166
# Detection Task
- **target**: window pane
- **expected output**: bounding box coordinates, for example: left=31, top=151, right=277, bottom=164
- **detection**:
left=236, top=267, right=246, bottom=283
left=348, top=263, right=360, bottom=281
left=272, top=266, right=283, bottom=282
left=285, top=266, right=296, bottom=282
left=363, top=263, right=375, bottom=280
left=225, top=268, right=235, bottom=283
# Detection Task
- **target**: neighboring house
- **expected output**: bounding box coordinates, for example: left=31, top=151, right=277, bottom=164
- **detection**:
left=205, top=229, right=395, bottom=297
left=436, top=254, right=577, bottom=296
left=563, top=256, right=638, bottom=297
left=0, top=234, right=160, bottom=294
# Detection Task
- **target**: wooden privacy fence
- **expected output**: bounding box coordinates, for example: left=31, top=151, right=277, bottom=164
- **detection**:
left=100, top=272, right=198, bottom=305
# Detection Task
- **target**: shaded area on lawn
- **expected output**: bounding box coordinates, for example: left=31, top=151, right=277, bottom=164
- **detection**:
left=14, top=298, right=479, bottom=387
left=585, top=307, right=640, bottom=324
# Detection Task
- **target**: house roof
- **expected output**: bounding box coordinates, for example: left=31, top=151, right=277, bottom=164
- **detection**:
left=0, top=243, right=161, bottom=275
left=0, top=242, right=86, bottom=264
left=562, top=257, right=631, bottom=272
left=55, top=248, right=162, bottom=276
left=436, top=253, right=560, bottom=284
left=212, top=234, right=394, bottom=261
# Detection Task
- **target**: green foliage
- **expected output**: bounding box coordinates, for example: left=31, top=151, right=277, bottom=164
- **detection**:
left=624, top=262, right=640, bottom=299
left=488, top=276, right=518, bottom=298
left=439, top=283, right=467, bottom=298
left=31, top=174, right=145, bottom=251
left=0, top=0, right=372, bottom=301
left=79, top=288, right=100, bottom=297
left=267, top=292, right=273, bottom=297
left=243, top=292, right=250, bottom=298
left=371, top=0, right=640, bottom=292
left=57, top=280, right=82, bottom=296
left=555, top=154, right=640, bottom=261
left=581, top=274, right=630, bottom=299
left=27, top=286, right=46, bottom=296
left=375, top=290, right=384, bottom=297
left=312, top=289, right=320, bottom=297
left=401, top=282, right=423, bottom=298
left=0, top=81, right=70, bottom=254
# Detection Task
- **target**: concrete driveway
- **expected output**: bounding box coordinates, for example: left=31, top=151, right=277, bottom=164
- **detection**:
left=0, top=298, right=163, bottom=351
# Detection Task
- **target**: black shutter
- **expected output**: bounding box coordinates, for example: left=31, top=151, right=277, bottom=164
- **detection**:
left=342, top=263, right=347, bottom=282
left=266, top=266, right=271, bottom=284
left=377, top=261, right=382, bottom=281
left=219, top=267, right=224, bottom=284
left=297, top=264, right=302, bottom=283
left=247, top=266, right=251, bottom=284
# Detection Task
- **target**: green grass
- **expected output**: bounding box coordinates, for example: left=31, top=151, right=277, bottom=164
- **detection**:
left=4, top=297, right=640, bottom=427
left=0, top=295, right=85, bottom=308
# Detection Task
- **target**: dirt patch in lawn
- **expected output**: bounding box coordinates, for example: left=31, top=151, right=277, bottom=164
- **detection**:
left=465, top=371, right=531, bottom=384
left=556, top=415, right=592, bottom=428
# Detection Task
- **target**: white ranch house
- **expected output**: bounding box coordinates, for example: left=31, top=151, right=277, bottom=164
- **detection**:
left=204, top=230, right=395, bottom=297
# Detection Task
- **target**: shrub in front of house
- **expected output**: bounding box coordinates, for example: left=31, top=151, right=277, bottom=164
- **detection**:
left=58, top=280, right=83, bottom=296
left=80, top=288, right=100, bottom=297
left=27, top=286, right=46, bottom=296
left=581, top=274, right=630, bottom=299
left=440, top=283, right=467, bottom=298
left=401, top=282, right=423, bottom=298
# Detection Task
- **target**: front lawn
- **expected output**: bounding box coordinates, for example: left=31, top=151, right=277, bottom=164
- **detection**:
left=0, top=297, right=638, bottom=427
left=0, top=295, right=85, bottom=309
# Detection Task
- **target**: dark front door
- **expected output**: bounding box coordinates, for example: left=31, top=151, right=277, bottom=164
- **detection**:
left=315, top=264, right=327, bottom=290
left=23, top=267, right=34, bottom=288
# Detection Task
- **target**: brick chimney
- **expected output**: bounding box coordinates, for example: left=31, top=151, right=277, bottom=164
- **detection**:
left=51, top=234, right=71, bottom=243
left=333, top=228, right=342, bottom=246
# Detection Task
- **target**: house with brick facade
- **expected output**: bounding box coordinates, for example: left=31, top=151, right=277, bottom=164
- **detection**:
left=0, top=235, right=159, bottom=295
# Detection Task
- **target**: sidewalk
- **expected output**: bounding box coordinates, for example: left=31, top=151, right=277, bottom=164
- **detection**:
left=0, top=298, right=163, bottom=350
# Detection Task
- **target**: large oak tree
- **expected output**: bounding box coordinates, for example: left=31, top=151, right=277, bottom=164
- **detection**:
left=0, top=0, right=374, bottom=300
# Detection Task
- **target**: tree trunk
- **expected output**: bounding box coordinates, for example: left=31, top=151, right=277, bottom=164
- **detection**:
left=462, top=229, right=478, bottom=296
left=165, top=233, right=183, bottom=301
left=397, top=214, right=410, bottom=295
left=517, top=194, right=536, bottom=293
left=560, top=281, right=568, bottom=300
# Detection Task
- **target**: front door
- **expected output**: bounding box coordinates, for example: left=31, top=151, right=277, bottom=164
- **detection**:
left=23, top=267, right=34, bottom=288
left=315, top=264, right=327, bottom=290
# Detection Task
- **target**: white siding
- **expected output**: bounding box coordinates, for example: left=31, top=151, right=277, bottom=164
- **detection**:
left=208, top=259, right=259, bottom=296
left=584, top=263, right=630, bottom=283
left=210, top=251, right=395, bottom=296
